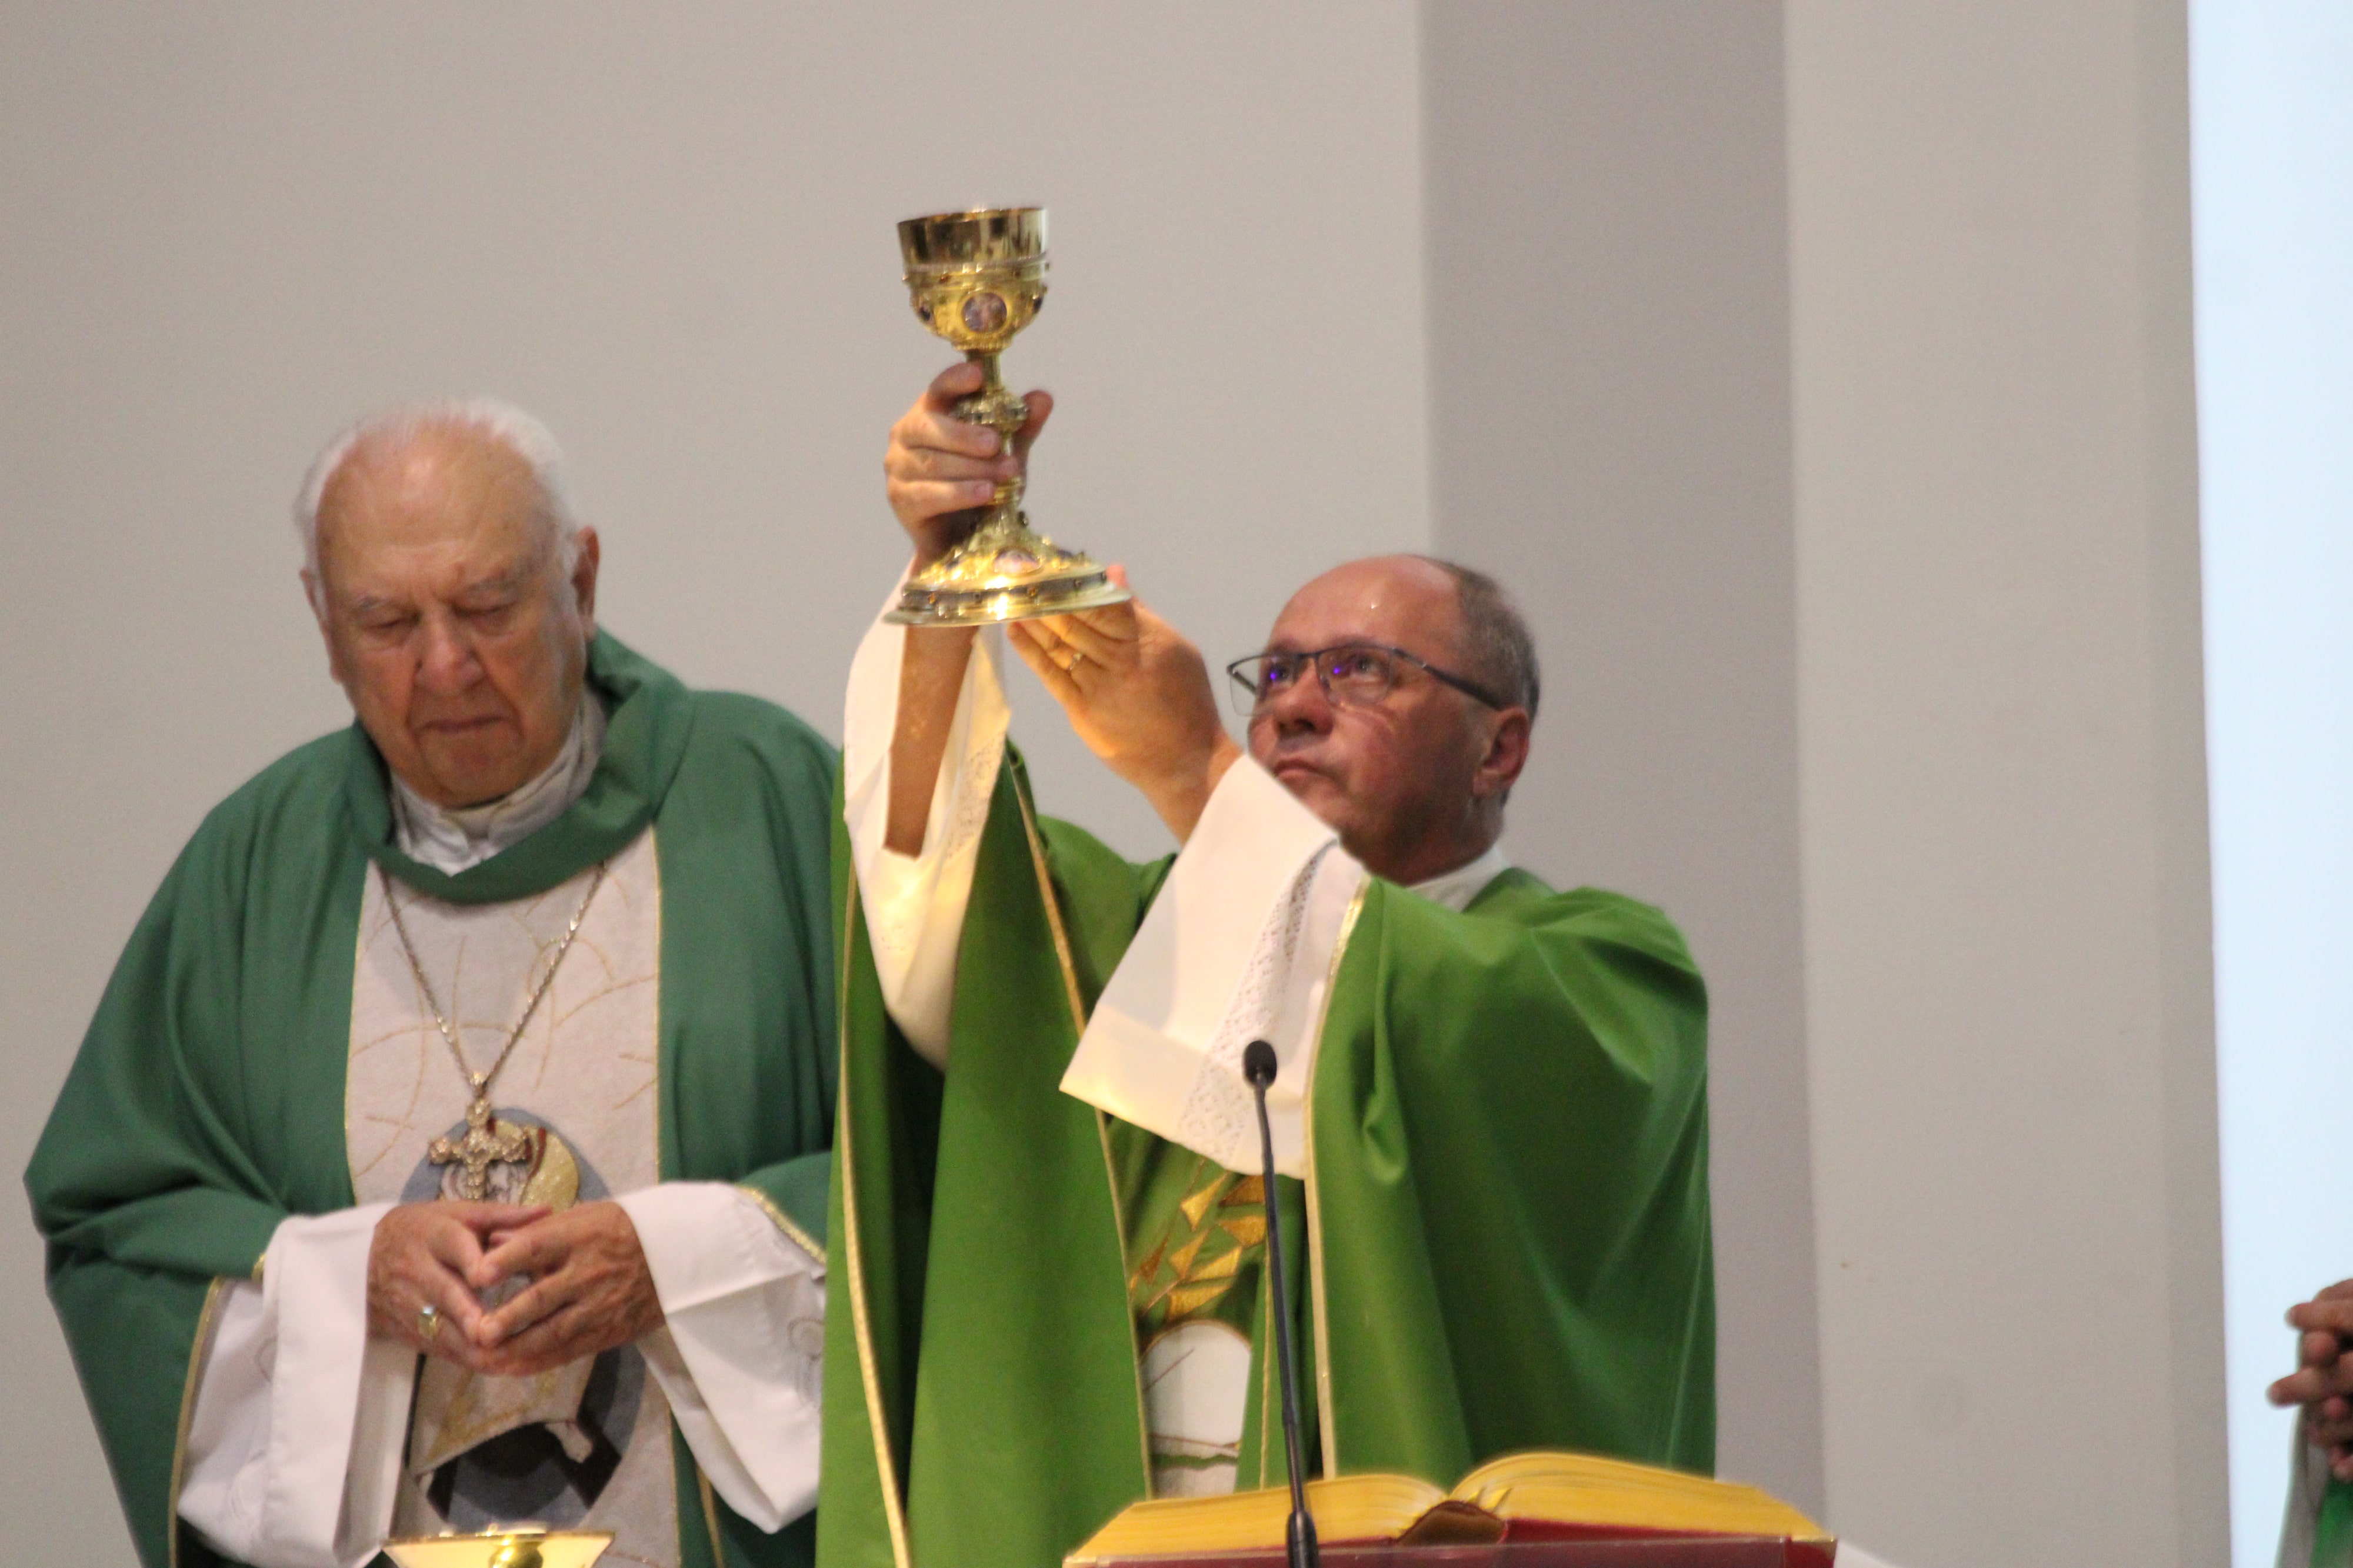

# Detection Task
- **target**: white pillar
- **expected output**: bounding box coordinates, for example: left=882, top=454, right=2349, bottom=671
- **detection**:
left=1421, top=1, right=1825, bottom=1517
left=1785, top=4, right=2224, bottom=1563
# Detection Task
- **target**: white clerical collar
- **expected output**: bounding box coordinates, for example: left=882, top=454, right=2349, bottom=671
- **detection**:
left=1407, top=842, right=1510, bottom=913
left=392, top=693, right=606, bottom=875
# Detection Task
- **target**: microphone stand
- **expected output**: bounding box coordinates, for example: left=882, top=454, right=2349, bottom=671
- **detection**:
left=1242, top=1039, right=1320, bottom=1568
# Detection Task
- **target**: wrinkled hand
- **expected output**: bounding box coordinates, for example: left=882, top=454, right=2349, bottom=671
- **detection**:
left=368, top=1200, right=548, bottom=1369
left=463, top=1200, right=664, bottom=1378
left=2271, top=1280, right=2353, bottom=1479
left=884, top=361, right=1051, bottom=569
left=1009, top=568, right=1242, bottom=842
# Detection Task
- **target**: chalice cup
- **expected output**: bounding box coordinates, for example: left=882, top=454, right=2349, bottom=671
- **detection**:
left=886, top=206, right=1132, bottom=626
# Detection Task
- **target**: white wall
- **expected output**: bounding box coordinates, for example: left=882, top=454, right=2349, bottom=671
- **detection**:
left=2189, top=5, right=2353, bottom=1563
left=3, top=8, right=2235, bottom=1567
left=1785, top=4, right=2224, bottom=1564
left=0, top=7, right=1428, bottom=1558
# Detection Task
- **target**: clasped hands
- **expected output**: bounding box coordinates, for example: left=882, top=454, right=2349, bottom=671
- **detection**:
left=366, top=1199, right=664, bottom=1377
left=2271, top=1278, right=2353, bottom=1481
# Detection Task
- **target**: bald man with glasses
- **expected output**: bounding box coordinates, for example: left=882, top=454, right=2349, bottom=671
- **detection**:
left=815, top=363, right=1715, bottom=1568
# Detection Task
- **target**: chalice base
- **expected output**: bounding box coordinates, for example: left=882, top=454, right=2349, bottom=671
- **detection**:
left=885, top=512, right=1134, bottom=627
left=381, top=1526, right=614, bottom=1568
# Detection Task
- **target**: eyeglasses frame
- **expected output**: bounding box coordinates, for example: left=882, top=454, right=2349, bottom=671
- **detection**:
left=1223, top=642, right=1510, bottom=716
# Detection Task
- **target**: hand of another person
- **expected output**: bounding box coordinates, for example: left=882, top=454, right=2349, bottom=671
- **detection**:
left=1008, top=569, right=1243, bottom=842
left=884, top=361, right=1051, bottom=568
left=366, top=1200, right=549, bottom=1368
left=465, top=1200, right=664, bottom=1378
left=2271, top=1279, right=2353, bottom=1479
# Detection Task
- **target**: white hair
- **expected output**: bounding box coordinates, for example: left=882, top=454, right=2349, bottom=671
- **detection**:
left=294, top=397, right=581, bottom=601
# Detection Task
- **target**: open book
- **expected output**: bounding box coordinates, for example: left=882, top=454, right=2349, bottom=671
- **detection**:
left=1066, top=1452, right=1834, bottom=1567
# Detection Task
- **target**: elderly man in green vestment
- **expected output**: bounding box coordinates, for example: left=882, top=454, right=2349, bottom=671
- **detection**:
left=26, top=402, right=838, bottom=1568
left=817, top=365, right=1714, bottom=1568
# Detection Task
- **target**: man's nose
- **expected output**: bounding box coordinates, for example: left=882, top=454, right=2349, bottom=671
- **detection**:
left=415, top=615, right=480, bottom=694
left=1261, top=670, right=1334, bottom=736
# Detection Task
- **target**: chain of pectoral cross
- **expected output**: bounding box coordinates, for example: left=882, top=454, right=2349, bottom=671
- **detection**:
left=382, top=862, right=608, bottom=1201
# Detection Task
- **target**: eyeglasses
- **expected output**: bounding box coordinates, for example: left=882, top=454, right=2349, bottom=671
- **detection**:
left=1224, top=643, right=1508, bottom=716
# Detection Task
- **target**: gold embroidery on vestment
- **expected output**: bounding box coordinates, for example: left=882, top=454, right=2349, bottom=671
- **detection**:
left=1179, top=1172, right=1223, bottom=1230
left=1219, top=1215, right=1267, bottom=1249
left=168, top=1277, right=234, bottom=1568
left=734, top=1183, right=822, bottom=1262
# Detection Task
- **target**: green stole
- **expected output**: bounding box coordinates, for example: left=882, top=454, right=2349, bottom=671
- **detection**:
left=26, top=633, right=841, bottom=1568
left=819, top=752, right=1714, bottom=1568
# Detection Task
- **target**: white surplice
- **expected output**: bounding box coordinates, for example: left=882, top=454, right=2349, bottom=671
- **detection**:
left=177, top=709, right=826, bottom=1568
left=841, top=596, right=1506, bottom=1497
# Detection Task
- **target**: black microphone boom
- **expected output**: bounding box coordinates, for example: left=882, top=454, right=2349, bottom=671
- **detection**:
left=1242, top=1039, right=1319, bottom=1568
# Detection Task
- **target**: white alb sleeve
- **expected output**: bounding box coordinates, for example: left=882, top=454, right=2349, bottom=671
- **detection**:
left=178, top=1203, right=412, bottom=1568
left=1058, top=759, right=1367, bottom=1177
left=615, top=1183, right=827, bottom=1532
left=841, top=590, right=1010, bottom=1069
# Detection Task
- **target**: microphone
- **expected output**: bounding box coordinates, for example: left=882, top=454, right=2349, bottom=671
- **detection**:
left=1243, top=1039, right=1319, bottom=1568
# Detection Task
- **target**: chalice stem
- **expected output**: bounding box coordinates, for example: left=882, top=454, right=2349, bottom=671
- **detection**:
left=956, top=349, right=1026, bottom=521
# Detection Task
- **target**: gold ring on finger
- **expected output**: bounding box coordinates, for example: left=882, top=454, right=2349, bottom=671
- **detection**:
left=418, top=1302, right=442, bottom=1342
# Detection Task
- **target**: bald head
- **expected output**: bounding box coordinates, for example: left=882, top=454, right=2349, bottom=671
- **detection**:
left=298, top=399, right=577, bottom=595
left=1246, top=554, right=1534, bottom=883
left=299, top=403, right=601, bottom=809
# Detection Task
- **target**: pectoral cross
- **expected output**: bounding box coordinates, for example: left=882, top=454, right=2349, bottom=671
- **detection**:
left=428, top=1094, right=535, bottom=1202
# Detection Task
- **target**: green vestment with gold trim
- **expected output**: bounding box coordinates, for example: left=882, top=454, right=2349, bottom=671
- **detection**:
left=26, top=635, right=839, bottom=1568
left=818, top=754, right=1714, bottom=1568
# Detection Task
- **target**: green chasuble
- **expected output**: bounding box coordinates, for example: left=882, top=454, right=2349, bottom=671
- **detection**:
left=819, top=753, right=1714, bottom=1568
left=26, top=634, right=839, bottom=1568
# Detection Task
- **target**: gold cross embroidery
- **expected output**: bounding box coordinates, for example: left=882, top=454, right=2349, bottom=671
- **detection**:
left=428, top=1100, right=535, bottom=1202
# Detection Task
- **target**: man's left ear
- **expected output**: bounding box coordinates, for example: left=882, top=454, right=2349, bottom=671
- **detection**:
left=570, top=526, right=602, bottom=637
left=1472, top=708, right=1532, bottom=799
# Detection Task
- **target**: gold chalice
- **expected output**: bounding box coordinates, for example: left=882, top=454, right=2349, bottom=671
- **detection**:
left=886, top=206, right=1131, bottom=626
left=382, top=1526, right=614, bottom=1568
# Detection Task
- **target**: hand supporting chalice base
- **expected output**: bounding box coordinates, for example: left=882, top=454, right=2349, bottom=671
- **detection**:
left=884, top=361, right=1244, bottom=855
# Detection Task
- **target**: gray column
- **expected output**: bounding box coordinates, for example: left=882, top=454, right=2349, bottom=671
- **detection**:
left=1784, top=4, right=2223, bottom=1562
left=1421, top=1, right=1825, bottom=1516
